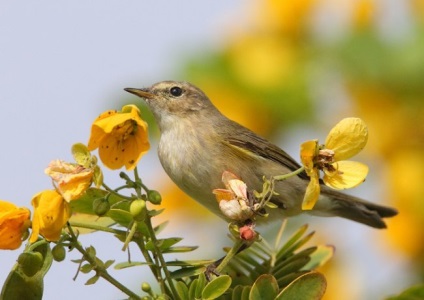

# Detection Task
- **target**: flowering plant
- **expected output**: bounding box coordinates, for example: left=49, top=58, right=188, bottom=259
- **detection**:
left=0, top=103, right=393, bottom=300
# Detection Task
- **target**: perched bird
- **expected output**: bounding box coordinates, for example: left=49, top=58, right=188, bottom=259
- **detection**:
left=125, top=81, right=397, bottom=228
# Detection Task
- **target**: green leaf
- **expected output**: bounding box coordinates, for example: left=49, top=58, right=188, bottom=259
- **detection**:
left=114, top=261, right=151, bottom=270
left=107, top=209, right=133, bottom=227
left=104, top=260, right=115, bottom=269
left=176, top=281, right=189, bottom=300
left=148, top=208, right=165, bottom=217
left=162, top=246, right=198, bottom=253
left=277, top=226, right=314, bottom=260
left=249, top=274, right=278, bottom=300
left=153, top=220, right=169, bottom=235
left=72, top=143, right=92, bottom=167
left=195, top=273, right=207, bottom=299
left=302, top=245, right=334, bottom=271
left=145, top=238, right=183, bottom=252
left=276, top=272, right=326, bottom=300
left=171, top=266, right=206, bottom=279
left=188, top=278, right=198, bottom=300
left=277, top=271, right=309, bottom=289
left=231, top=285, right=246, bottom=300
left=85, top=275, right=100, bottom=285
left=386, top=284, right=424, bottom=300
left=202, top=275, right=232, bottom=300
left=86, top=246, right=96, bottom=258
left=80, top=264, right=93, bottom=274
left=165, top=260, right=214, bottom=267
left=273, top=257, right=311, bottom=279
left=241, top=286, right=252, bottom=300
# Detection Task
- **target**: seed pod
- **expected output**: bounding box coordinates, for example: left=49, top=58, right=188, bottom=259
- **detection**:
left=18, top=252, right=44, bottom=277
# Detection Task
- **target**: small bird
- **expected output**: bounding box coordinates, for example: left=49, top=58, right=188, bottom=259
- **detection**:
left=125, top=81, right=397, bottom=228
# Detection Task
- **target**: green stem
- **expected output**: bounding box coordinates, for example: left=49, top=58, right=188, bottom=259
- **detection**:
left=67, top=224, right=141, bottom=300
left=132, top=167, right=178, bottom=298
left=215, top=239, right=245, bottom=274
left=69, top=221, right=127, bottom=235
left=145, top=216, right=179, bottom=299
left=273, top=166, right=305, bottom=181
left=122, top=221, right=138, bottom=251
left=102, top=182, right=133, bottom=200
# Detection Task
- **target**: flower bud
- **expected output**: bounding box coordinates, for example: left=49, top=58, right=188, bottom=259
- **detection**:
left=130, top=199, right=146, bottom=222
left=18, top=252, right=44, bottom=277
left=141, top=282, right=151, bottom=292
left=239, top=225, right=256, bottom=241
left=93, top=198, right=110, bottom=216
left=147, top=190, right=162, bottom=205
left=52, top=244, right=66, bottom=262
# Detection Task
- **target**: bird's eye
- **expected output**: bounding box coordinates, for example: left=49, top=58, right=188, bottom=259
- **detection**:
left=170, top=86, right=183, bottom=97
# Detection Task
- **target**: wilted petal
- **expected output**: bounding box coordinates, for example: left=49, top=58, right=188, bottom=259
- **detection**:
left=221, top=171, right=240, bottom=189
left=325, top=118, right=368, bottom=161
left=302, top=171, right=320, bottom=210
left=213, top=189, right=234, bottom=202
left=45, top=160, right=93, bottom=202
left=218, top=199, right=253, bottom=221
left=323, top=161, right=369, bottom=190
left=228, top=179, right=248, bottom=200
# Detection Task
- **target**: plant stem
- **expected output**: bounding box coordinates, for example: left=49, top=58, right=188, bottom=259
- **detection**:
left=132, top=167, right=179, bottom=299
left=67, top=223, right=141, bottom=300
left=215, top=239, right=245, bottom=274
left=273, top=166, right=305, bottom=181
left=102, top=182, right=133, bottom=200
left=145, top=216, right=179, bottom=299
left=69, top=221, right=127, bottom=235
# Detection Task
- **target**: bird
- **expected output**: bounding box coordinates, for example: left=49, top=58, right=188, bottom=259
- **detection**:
left=124, top=81, right=397, bottom=229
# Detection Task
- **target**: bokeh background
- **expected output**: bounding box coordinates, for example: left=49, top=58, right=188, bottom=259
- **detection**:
left=1, top=0, right=423, bottom=299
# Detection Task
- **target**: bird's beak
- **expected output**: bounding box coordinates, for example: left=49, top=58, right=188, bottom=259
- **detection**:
left=124, top=88, right=154, bottom=100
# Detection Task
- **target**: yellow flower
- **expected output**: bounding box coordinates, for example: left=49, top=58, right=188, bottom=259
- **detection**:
left=213, top=171, right=253, bottom=221
left=0, top=200, right=31, bottom=250
left=30, top=190, right=71, bottom=243
left=87, top=105, right=150, bottom=170
left=300, top=118, right=369, bottom=210
left=45, top=159, right=94, bottom=202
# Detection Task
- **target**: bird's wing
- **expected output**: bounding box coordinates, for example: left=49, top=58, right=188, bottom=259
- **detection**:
left=222, top=127, right=310, bottom=180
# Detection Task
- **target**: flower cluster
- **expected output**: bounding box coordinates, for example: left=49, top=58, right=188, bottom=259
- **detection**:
left=0, top=104, right=150, bottom=249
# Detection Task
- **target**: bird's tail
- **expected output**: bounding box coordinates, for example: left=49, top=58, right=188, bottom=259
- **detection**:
left=317, top=189, right=398, bottom=229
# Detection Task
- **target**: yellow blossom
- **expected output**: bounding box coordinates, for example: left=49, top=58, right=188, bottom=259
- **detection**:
left=87, top=105, right=150, bottom=170
left=300, top=118, right=369, bottom=210
left=30, top=190, right=71, bottom=243
left=45, top=159, right=94, bottom=202
left=213, top=171, right=253, bottom=221
left=0, top=200, right=31, bottom=250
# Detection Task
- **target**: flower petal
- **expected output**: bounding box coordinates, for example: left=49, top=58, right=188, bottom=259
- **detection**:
left=302, top=171, right=320, bottom=210
left=325, top=118, right=368, bottom=161
left=228, top=179, right=248, bottom=200
left=0, top=201, right=31, bottom=250
left=300, top=139, right=318, bottom=175
left=89, top=105, right=150, bottom=170
left=213, top=189, right=234, bottom=202
left=30, top=190, right=71, bottom=243
left=323, top=161, right=369, bottom=190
